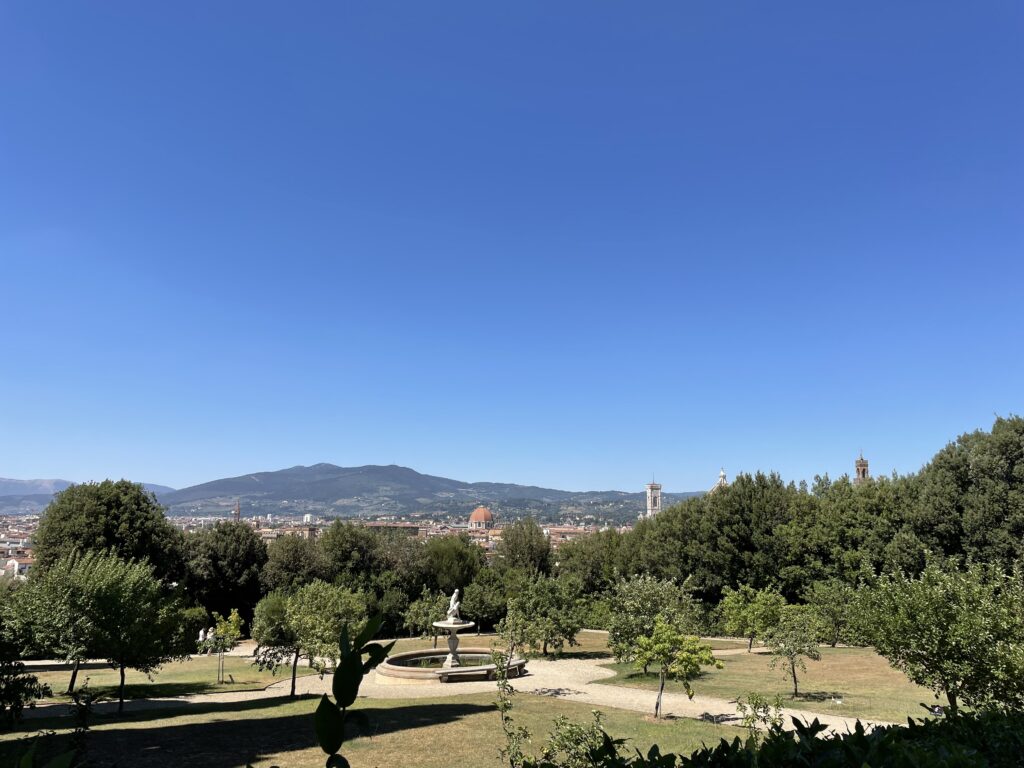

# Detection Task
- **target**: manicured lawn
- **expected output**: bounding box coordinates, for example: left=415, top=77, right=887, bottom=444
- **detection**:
left=597, top=646, right=940, bottom=723
left=0, top=692, right=735, bottom=768
left=30, top=655, right=318, bottom=703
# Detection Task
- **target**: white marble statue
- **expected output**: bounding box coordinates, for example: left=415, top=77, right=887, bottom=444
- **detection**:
left=446, top=588, right=461, bottom=621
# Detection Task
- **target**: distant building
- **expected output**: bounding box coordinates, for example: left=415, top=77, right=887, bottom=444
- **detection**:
left=644, top=482, right=662, bottom=519
left=468, top=505, right=494, bottom=529
left=709, top=469, right=728, bottom=494
left=3, top=557, right=34, bottom=579
left=855, top=453, right=870, bottom=484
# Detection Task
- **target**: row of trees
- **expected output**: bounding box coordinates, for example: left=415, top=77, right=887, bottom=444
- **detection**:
left=1, top=551, right=204, bottom=713
left=559, top=416, right=1024, bottom=602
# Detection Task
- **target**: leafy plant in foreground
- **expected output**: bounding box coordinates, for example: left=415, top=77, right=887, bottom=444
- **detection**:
left=312, top=615, right=395, bottom=768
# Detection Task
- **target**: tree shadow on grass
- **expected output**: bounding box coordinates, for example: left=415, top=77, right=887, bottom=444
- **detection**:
left=6, top=697, right=495, bottom=768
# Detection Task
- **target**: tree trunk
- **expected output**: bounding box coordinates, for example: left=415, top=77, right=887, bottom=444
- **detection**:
left=290, top=649, right=300, bottom=698
left=748, top=635, right=754, bottom=652
left=118, top=664, right=126, bottom=714
left=791, top=660, right=799, bottom=697
left=66, top=659, right=80, bottom=694
left=655, top=672, right=666, bottom=719
left=542, top=640, right=548, bottom=656
left=944, top=686, right=958, bottom=716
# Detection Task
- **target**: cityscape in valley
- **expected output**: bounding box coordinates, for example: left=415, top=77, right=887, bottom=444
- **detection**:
left=2, top=459, right=760, bottom=579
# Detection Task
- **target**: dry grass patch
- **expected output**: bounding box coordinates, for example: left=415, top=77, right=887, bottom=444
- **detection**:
left=30, top=655, right=318, bottom=703
left=598, top=646, right=938, bottom=723
left=1, top=692, right=734, bottom=768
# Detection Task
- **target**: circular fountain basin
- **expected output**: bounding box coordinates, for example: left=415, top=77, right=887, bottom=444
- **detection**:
left=375, top=647, right=528, bottom=685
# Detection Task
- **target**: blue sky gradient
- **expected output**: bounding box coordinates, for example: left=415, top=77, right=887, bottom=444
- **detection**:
left=1, top=2, right=1022, bottom=491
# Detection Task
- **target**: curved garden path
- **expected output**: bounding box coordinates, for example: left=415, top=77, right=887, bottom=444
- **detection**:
left=26, top=651, right=893, bottom=735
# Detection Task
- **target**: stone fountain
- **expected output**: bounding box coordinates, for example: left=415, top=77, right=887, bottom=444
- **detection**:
left=374, top=588, right=527, bottom=684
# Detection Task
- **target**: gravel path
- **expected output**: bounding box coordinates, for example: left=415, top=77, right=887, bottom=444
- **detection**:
left=24, top=653, right=892, bottom=734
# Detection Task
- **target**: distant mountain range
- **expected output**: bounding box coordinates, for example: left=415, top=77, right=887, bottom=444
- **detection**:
left=158, top=464, right=701, bottom=522
left=0, top=465, right=702, bottom=522
left=0, top=478, right=175, bottom=515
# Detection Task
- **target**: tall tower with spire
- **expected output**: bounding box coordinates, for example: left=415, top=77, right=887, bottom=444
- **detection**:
left=709, top=468, right=728, bottom=494
left=854, top=453, right=870, bottom=485
left=645, top=481, right=662, bottom=519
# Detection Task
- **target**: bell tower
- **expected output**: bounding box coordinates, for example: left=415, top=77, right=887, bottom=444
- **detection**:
left=645, top=481, right=662, bottom=519
left=854, top=453, right=870, bottom=485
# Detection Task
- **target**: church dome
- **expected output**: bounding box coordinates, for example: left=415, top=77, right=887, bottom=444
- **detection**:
left=469, top=506, right=493, bottom=527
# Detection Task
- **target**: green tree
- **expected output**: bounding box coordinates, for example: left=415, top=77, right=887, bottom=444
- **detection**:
left=318, top=522, right=383, bottom=590
left=253, top=582, right=367, bottom=698
left=286, top=580, right=367, bottom=670
left=633, top=615, right=721, bottom=719
left=204, top=609, right=244, bottom=684
left=425, top=534, right=484, bottom=595
left=860, top=559, right=1024, bottom=715
left=251, top=592, right=303, bottom=697
left=514, top=575, right=584, bottom=656
left=261, top=535, right=325, bottom=594
left=607, top=575, right=687, bottom=665
left=721, top=586, right=785, bottom=651
left=15, top=552, right=108, bottom=694
left=0, top=591, right=48, bottom=728
left=368, top=570, right=411, bottom=638
left=766, top=605, right=822, bottom=697
left=462, top=566, right=509, bottom=633
left=804, top=579, right=857, bottom=647
left=555, top=529, right=623, bottom=593
left=402, top=587, right=448, bottom=644
left=86, top=555, right=195, bottom=713
left=183, top=521, right=267, bottom=626
left=496, top=518, right=551, bottom=574
left=33, top=480, right=184, bottom=581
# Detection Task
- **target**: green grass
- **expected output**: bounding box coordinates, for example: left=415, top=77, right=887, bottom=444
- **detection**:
left=31, top=655, right=318, bottom=703
left=598, top=646, right=940, bottom=723
left=0, top=692, right=736, bottom=768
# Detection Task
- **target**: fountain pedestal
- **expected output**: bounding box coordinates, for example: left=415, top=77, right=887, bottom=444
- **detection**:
left=432, top=619, right=475, bottom=668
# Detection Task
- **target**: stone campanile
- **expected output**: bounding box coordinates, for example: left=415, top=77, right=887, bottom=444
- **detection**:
left=855, top=453, right=870, bottom=484
left=645, top=481, right=662, bottom=518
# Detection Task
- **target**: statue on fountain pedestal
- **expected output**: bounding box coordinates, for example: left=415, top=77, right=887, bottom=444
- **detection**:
left=446, top=588, right=461, bottom=621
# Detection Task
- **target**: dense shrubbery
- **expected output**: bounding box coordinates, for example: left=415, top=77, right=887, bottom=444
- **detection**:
left=503, top=711, right=1024, bottom=768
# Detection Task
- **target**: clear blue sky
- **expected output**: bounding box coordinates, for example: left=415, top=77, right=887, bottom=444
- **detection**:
left=1, top=2, right=1022, bottom=492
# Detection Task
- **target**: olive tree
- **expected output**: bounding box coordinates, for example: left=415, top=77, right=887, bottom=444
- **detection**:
left=720, top=585, right=785, bottom=652
left=253, top=582, right=367, bottom=697
left=633, top=615, right=721, bottom=719
left=607, top=575, right=687, bottom=665
left=766, top=605, right=821, bottom=697
left=860, top=560, right=1024, bottom=715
